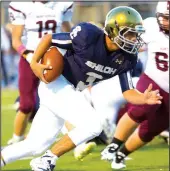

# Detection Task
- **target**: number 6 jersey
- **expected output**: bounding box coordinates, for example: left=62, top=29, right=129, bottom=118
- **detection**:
left=8, top=2, right=73, bottom=51
left=141, top=17, right=169, bottom=93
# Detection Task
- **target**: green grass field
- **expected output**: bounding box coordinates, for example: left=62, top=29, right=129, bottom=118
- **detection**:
left=1, top=89, right=169, bottom=171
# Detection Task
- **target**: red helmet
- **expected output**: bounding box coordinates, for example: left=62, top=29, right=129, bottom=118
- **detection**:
left=156, top=1, right=169, bottom=33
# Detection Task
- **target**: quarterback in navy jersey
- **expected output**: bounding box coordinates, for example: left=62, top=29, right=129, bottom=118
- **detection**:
left=31, top=7, right=161, bottom=105
left=52, top=22, right=138, bottom=92
left=1, top=6, right=162, bottom=171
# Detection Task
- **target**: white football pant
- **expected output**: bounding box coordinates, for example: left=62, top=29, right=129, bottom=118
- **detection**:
left=90, top=76, right=139, bottom=141
left=2, top=75, right=103, bottom=165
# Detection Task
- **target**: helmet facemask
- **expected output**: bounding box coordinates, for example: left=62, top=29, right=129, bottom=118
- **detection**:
left=104, top=6, right=146, bottom=54
left=105, top=25, right=145, bottom=54
left=114, top=26, right=145, bottom=54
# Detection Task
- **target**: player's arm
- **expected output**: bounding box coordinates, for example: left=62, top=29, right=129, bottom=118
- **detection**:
left=11, top=24, right=24, bottom=53
left=31, top=33, right=72, bottom=63
left=30, top=33, right=72, bottom=83
left=8, top=3, right=33, bottom=63
left=119, top=71, right=162, bottom=105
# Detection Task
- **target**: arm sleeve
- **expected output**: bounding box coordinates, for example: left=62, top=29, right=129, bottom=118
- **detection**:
left=8, top=2, right=26, bottom=25
left=118, top=71, right=134, bottom=93
left=51, top=33, right=73, bottom=50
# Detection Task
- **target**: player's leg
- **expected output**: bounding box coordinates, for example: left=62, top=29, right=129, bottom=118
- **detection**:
left=101, top=74, right=161, bottom=161
left=110, top=126, right=145, bottom=170
left=112, top=75, right=153, bottom=142
left=8, top=57, right=39, bottom=145
left=73, top=78, right=127, bottom=161
left=30, top=76, right=103, bottom=170
left=111, top=87, right=169, bottom=169
left=111, top=110, right=169, bottom=169
left=73, top=77, right=139, bottom=161
left=1, top=105, right=64, bottom=167
left=62, top=121, right=96, bottom=161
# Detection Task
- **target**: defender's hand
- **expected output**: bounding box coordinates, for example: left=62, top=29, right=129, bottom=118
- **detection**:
left=30, top=60, right=52, bottom=84
left=144, top=84, right=163, bottom=105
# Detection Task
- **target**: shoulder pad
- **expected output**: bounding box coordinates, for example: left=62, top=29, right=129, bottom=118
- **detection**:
left=70, top=22, right=103, bottom=50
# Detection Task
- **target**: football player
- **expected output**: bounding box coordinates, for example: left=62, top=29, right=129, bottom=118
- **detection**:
left=101, top=1, right=169, bottom=169
left=7, top=1, right=74, bottom=145
left=73, top=56, right=145, bottom=160
left=1, top=6, right=162, bottom=171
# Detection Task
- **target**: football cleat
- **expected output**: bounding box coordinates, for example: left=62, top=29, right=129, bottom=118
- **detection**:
left=30, top=151, right=57, bottom=171
left=111, top=160, right=126, bottom=170
left=101, top=143, right=118, bottom=161
left=74, top=142, right=97, bottom=161
left=111, top=151, right=126, bottom=170
left=160, top=130, right=169, bottom=145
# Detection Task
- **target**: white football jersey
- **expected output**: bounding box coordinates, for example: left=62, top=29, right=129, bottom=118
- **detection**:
left=141, top=17, right=169, bottom=93
left=8, top=2, right=73, bottom=50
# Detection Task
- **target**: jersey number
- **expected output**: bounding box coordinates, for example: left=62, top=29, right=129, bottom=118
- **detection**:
left=70, top=26, right=81, bottom=39
left=36, top=20, right=57, bottom=38
left=155, top=52, right=168, bottom=72
left=76, top=72, right=103, bottom=91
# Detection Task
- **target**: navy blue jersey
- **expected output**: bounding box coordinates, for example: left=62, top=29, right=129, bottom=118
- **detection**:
left=52, top=22, right=137, bottom=92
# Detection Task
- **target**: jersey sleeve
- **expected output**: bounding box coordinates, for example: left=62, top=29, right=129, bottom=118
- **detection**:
left=52, top=22, right=100, bottom=52
left=51, top=33, right=73, bottom=50
left=118, top=71, right=134, bottom=92
left=70, top=22, right=101, bottom=51
left=8, top=2, right=26, bottom=25
left=62, top=2, right=74, bottom=22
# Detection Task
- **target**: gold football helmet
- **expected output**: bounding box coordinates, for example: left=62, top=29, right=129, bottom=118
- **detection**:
left=104, top=6, right=145, bottom=54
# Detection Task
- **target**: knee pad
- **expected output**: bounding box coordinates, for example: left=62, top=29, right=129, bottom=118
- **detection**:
left=138, top=123, right=154, bottom=142
left=68, top=119, right=103, bottom=146
left=138, top=130, right=154, bottom=142
left=87, top=119, right=103, bottom=137
left=128, top=105, right=147, bottom=123
left=19, top=95, right=35, bottom=114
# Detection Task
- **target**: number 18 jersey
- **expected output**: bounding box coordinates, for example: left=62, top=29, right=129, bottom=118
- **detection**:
left=8, top=2, right=73, bottom=51
left=142, top=17, right=169, bottom=93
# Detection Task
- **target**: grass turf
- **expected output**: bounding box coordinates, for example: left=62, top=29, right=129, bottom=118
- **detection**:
left=1, top=89, right=169, bottom=171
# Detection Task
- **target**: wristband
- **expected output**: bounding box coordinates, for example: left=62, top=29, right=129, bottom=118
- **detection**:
left=17, top=44, right=26, bottom=56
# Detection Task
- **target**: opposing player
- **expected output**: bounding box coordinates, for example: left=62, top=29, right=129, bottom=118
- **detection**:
left=101, top=2, right=169, bottom=169
left=7, top=1, right=74, bottom=145
left=1, top=6, right=162, bottom=170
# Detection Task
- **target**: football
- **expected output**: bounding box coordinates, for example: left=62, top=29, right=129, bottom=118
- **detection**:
left=41, top=46, right=64, bottom=83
